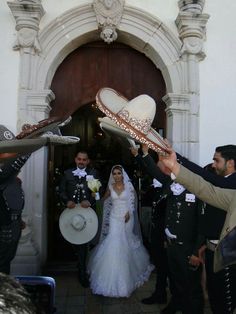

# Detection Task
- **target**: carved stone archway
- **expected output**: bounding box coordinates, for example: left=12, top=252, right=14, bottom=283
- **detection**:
left=7, top=0, right=209, bottom=274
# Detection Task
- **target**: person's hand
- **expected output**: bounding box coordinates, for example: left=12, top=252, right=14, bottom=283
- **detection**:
left=188, top=254, right=203, bottom=267
left=157, top=160, right=172, bottom=176
left=80, top=200, right=91, bottom=208
left=67, top=200, right=76, bottom=209
left=158, top=141, right=179, bottom=174
left=125, top=212, right=130, bottom=223
left=130, top=147, right=139, bottom=157
left=141, top=144, right=149, bottom=155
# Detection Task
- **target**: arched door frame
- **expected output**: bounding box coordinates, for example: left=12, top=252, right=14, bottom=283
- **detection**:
left=8, top=1, right=209, bottom=273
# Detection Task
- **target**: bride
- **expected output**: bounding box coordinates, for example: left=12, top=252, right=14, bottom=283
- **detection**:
left=87, top=165, right=154, bottom=297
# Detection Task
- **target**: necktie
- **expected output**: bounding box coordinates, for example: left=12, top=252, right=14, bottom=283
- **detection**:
left=72, top=168, right=87, bottom=177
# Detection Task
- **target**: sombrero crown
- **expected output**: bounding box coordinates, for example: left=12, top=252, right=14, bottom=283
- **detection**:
left=96, top=87, right=168, bottom=153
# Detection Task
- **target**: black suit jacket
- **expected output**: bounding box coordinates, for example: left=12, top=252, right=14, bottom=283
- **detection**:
left=59, top=167, right=99, bottom=209
left=136, top=154, right=204, bottom=255
left=0, top=155, right=30, bottom=225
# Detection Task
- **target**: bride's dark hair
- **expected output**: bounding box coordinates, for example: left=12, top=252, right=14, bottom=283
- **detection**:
left=111, top=165, right=123, bottom=174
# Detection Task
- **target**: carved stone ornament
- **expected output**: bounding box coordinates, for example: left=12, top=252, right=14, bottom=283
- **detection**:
left=178, top=0, right=205, bottom=14
left=13, top=28, right=41, bottom=52
left=7, top=0, right=45, bottom=53
left=93, top=0, right=125, bottom=43
left=176, top=13, right=209, bottom=58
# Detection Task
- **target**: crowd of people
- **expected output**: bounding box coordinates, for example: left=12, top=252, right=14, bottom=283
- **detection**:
left=1, top=120, right=236, bottom=314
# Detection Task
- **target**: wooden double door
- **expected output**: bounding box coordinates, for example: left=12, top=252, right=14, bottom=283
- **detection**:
left=47, top=41, right=167, bottom=262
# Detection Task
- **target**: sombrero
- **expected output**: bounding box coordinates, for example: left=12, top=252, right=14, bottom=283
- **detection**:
left=96, top=87, right=168, bottom=153
left=59, top=205, right=98, bottom=245
left=15, top=116, right=63, bottom=139
left=0, top=119, right=80, bottom=160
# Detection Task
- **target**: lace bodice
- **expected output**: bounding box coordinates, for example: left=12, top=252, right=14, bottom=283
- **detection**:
left=110, top=185, right=129, bottom=217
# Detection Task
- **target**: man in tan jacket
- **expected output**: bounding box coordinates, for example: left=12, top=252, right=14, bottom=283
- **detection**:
left=158, top=147, right=236, bottom=273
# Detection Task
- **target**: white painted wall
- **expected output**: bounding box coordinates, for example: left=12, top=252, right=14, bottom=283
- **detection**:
left=199, top=0, right=236, bottom=165
left=0, top=1, right=20, bottom=133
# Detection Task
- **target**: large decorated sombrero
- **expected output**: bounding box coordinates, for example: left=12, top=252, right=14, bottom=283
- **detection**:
left=59, top=205, right=98, bottom=245
left=96, top=87, right=168, bottom=153
left=0, top=117, right=80, bottom=160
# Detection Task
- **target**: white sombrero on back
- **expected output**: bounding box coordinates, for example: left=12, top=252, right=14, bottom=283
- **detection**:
left=59, top=205, right=98, bottom=245
left=96, top=87, right=168, bottom=153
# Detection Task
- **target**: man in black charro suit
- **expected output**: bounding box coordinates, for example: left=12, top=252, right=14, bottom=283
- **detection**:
left=0, top=125, right=31, bottom=274
left=131, top=145, right=204, bottom=314
left=59, top=151, right=99, bottom=288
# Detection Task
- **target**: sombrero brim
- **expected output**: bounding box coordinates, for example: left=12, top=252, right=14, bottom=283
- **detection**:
left=99, top=117, right=133, bottom=139
left=0, top=138, right=49, bottom=160
left=59, top=205, right=98, bottom=245
left=99, top=117, right=140, bottom=149
left=0, top=135, right=80, bottom=160
left=16, top=116, right=64, bottom=139
left=96, top=87, right=168, bottom=153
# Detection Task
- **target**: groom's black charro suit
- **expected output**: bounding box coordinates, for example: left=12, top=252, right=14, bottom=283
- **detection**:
left=59, top=166, right=98, bottom=287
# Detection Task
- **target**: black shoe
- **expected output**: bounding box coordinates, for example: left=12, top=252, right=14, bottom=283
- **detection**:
left=78, top=273, right=89, bottom=288
left=142, top=293, right=167, bottom=305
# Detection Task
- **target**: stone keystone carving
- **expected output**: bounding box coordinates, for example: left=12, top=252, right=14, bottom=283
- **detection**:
left=93, top=0, right=125, bottom=44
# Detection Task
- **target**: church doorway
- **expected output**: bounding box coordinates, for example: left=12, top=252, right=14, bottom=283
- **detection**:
left=47, top=41, right=166, bottom=263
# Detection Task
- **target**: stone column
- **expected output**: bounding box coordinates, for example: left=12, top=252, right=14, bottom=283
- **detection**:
left=7, top=0, right=49, bottom=275
left=163, top=0, right=209, bottom=160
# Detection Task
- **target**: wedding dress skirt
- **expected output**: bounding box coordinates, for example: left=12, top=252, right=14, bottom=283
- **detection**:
left=88, top=188, right=154, bottom=298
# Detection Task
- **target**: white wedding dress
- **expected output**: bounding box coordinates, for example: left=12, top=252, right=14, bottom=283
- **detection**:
left=88, top=185, right=154, bottom=298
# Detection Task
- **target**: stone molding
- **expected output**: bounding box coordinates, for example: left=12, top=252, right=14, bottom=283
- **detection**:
left=93, top=0, right=125, bottom=43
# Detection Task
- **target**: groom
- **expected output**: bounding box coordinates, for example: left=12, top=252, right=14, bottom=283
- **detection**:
left=59, top=150, right=99, bottom=287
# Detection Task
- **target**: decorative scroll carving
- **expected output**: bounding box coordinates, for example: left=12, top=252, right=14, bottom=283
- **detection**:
left=7, top=0, right=45, bottom=54
left=93, top=0, right=125, bottom=43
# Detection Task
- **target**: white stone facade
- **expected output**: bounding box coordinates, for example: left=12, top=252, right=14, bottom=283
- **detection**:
left=0, top=0, right=235, bottom=274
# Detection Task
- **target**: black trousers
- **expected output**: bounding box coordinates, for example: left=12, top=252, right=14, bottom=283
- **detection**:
left=0, top=220, right=22, bottom=274
left=205, top=248, right=236, bottom=314
left=167, top=242, right=204, bottom=314
left=73, top=243, right=88, bottom=275
left=150, top=240, right=170, bottom=295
